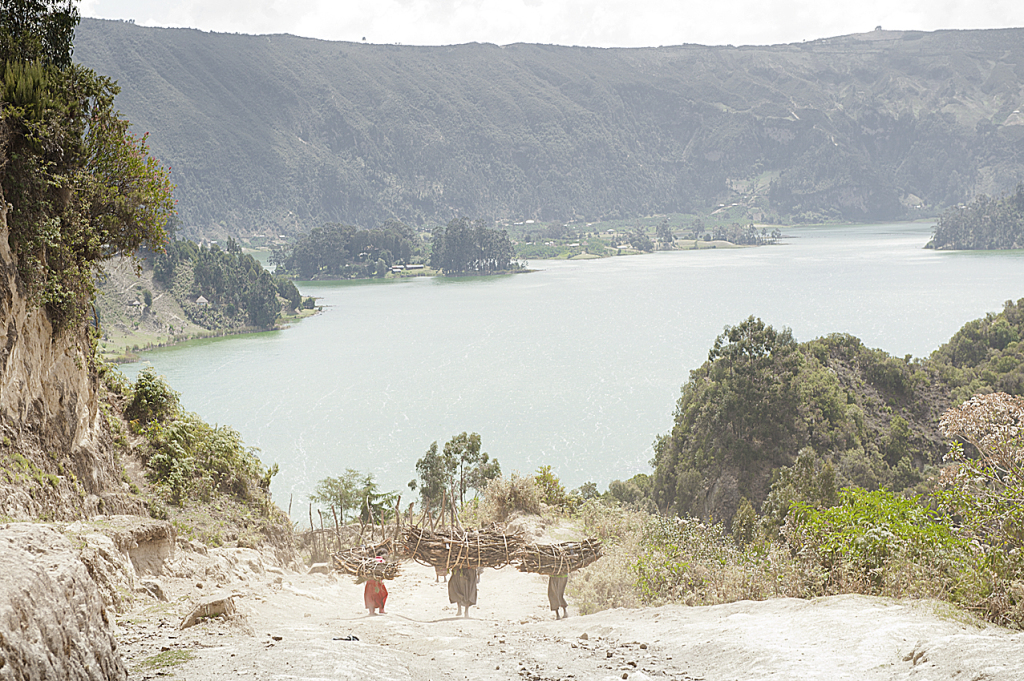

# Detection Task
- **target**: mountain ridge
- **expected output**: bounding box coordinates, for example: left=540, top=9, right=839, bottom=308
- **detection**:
left=74, top=20, right=1024, bottom=239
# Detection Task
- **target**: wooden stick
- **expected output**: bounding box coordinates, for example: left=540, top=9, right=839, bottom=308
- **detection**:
left=309, top=503, right=317, bottom=561
left=332, top=506, right=341, bottom=552
left=366, top=495, right=376, bottom=543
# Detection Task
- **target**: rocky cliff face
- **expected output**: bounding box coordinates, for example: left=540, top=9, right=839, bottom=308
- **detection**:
left=0, top=523, right=130, bottom=681
left=0, top=193, right=145, bottom=520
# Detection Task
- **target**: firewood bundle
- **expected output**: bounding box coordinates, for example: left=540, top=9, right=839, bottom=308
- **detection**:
left=332, top=542, right=400, bottom=580
left=513, top=538, right=603, bottom=575
left=403, top=526, right=524, bottom=570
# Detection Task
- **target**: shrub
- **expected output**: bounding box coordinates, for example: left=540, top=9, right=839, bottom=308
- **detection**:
left=534, top=465, right=569, bottom=507
left=570, top=502, right=817, bottom=613
left=935, top=392, right=1024, bottom=626
left=788, top=487, right=969, bottom=599
left=126, top=367, right=180, bottom=426
left=479, top=473, right=541, bottom=522
left=143, top=412, right=272, bottom=507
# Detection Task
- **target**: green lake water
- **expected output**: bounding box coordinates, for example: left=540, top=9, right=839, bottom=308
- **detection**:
left=121, top=223, right=1024, bottom=510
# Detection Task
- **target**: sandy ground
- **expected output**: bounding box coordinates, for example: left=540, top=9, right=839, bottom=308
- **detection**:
left=116, top=555, right=1024, bottom=681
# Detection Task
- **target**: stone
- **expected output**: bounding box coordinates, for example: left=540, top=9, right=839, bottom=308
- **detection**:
left=0, top=523, right=127, bottom=680
left=180, top=593, right=238, bottom=629
left=307, top=562, right=331, bottom=575
left=139, top=579, right=168, bottom=601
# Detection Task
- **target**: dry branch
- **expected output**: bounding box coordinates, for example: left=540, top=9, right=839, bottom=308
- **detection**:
left=332, top=539, right=400, bottom=580
left=403, top=526, right=524, bottom=570
left=514, top=538, right=603, bottom=575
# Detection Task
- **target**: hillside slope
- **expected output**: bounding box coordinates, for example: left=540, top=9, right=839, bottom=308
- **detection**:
left=74, top=21, right=1024, bottom=239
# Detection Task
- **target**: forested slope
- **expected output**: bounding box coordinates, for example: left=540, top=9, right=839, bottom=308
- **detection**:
left=650, top=300, right=1024, bottom=525
left=74, top=21, right=1024, bottom=239
left=928, top=183, right=1024, bottom=249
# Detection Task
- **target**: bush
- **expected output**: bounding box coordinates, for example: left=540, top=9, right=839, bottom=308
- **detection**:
left=935, top=392, right=1024, bottom=626
left=570, top=502, right=817, bottom=614
left=126, top=367, right=180, bottom=426
left=479, top=473, right=541, bottom=522
left=143, top=412, right=272, bottom=507
left=788, top=487, right=969, bottom=599
left=534, top=465, right=570, bottom=508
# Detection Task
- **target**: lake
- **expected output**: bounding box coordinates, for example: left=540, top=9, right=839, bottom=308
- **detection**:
left=121, top=223, right=1024, bottom=511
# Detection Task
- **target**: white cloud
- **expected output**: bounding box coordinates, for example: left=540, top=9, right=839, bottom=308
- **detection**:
left=80, top=0, right=1024, bottom=47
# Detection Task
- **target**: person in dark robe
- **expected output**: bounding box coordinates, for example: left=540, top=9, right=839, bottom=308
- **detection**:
left=548, top=573, right=568, bottom=619
left=364, top=550, right=388, bottom=615
left=447, top=566, right=478, bottom=617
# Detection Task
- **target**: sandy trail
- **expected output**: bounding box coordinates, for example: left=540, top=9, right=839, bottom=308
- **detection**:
left=118, top=557, right=1024, bottom=681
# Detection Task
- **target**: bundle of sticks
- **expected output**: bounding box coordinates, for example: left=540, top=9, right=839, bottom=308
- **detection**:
left=332, top=541, right=401, bottom=580
left=514, top=538, right=603, bottom=575
left=403, top=526, right=524, bottom=570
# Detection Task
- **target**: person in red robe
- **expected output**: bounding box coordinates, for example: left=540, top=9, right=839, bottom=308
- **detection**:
left=364, top=550, right=388, bottom=615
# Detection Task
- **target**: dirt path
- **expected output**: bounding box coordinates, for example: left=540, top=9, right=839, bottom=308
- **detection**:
left=117, top=554, right=1024, bottom=681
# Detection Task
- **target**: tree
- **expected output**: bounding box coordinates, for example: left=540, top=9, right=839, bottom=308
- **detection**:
left=430, top=217, right=517, bottom=274
left=759, top=448, right=839, bottom=538
left=534, top=465, right=568, bottom=506
left=574, top=481, right=600, bottom=500
left=410, top=441, right=457, bottom=509
left=656, top=220, right=673, bottom=248
left=0, top=0, right=79, bottom=68
left=629, top=228, right=654, bottom=252
left=443, top=431, right=500, bottom=505
left=125, top=366, right=179, bottom=426
left=1, top=6, right=174, bottom=331
left=937, top=392, right=1024, bottom=550
left=310, top=469, right=362, bottom=522
left=650, top=316, right=805, bottom=520
left=356, top=473, right=399, bottom=525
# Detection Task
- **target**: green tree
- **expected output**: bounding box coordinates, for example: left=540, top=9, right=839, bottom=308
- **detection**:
left=430, top=217, right=518, bottom=274
left=443, top=431, right=501, bottom=505
left=0, top=0, right=79, bottom=68
left=574, top=481, right=600, bottom=500
left=1, top=6, right=174, bottom=331
left=410, top=440, right=457, bottom=509
left=731, top=496, right=757, bottom=545
left=656, top=220, right=673, bottom=248
left=534, top=465, right=568, bottom=507
left=607, top=473, right=652, bottom=508
left=759, top=448, right=839, bottom=538
left=125, top=367, right=180, bottom=426
left=629, top=228, right=654, bottom=252
left=357, top=473, right=399, bottom=525
left=310, top=469, right=362, bottom=522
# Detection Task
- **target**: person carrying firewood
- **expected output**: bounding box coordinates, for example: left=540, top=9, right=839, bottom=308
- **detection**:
left=364, top=549, right=389, bottom=615
left=448, top=566, right=478, bottom=617
left=548, top=573, right=568, bottom=619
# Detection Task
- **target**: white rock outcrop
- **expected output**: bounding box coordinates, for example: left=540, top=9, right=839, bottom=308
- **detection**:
left=0, top=523, right=127, bottom=681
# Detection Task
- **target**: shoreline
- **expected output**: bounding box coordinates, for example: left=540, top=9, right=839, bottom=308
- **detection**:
left=101, top=308, right=320, bottom=364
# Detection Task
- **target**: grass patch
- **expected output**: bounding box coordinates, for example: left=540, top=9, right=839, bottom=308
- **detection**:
left=139, top=649, right=195, bottom=669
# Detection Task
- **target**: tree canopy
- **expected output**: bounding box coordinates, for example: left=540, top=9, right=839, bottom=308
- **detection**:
left=429, top=217, right=519, bottom=275
left=409, top=432, right=501, bottom=509
left=0, top=0, right=78, bottom=68
left=927, top=184, right=1024, bottom=250
left=270, top=221, right=420, bottom=280
left=153, top=240, right=295, bottom=330
left=1, top=0, right=174, bottom=330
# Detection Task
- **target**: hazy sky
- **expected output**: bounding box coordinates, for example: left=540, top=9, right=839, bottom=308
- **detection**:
left=79, top=0, right=1024, bottom=48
